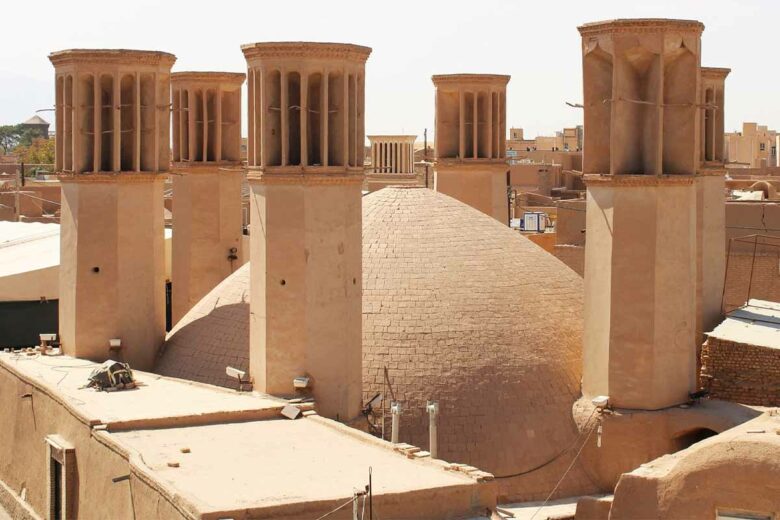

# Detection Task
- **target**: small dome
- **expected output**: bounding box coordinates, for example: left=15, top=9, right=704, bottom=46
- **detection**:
left=156, top=264, right=249, bottom=388
left=156, top=187, right=589, bottom=499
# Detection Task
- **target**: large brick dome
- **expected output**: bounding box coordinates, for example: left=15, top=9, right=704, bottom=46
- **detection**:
left=157, top=186, right=592, bottom=500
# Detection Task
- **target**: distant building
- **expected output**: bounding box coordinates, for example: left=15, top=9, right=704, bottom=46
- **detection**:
left=507, top=125, right=582, bottom=152
left=20, top=114, right=50, bottom=139
left=725, top=122, right=778, bottom=167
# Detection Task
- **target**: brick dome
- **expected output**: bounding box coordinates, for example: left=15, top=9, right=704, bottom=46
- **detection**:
left=156, top=187, right=592, bottom=500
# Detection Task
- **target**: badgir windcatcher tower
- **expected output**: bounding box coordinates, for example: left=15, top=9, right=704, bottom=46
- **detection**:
left=0, top=15, right=776, bottom=520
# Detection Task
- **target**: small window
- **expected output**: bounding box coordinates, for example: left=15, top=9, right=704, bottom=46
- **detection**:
left=46, top=435, right=75, bottom=520
left=759, top=142, right=766, bottom=152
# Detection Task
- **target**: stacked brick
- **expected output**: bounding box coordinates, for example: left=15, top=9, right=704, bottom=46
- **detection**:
left=701, top=336, right=780, bottom=406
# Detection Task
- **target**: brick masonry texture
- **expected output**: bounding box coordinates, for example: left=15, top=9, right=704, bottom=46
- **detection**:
left=156, top=187, right=596, bottom=501
left=701, top=336, right=780, bottom=406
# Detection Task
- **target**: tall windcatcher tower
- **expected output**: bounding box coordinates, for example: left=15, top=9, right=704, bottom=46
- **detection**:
left=432, top=74, right=510, bottom=223
left=242, top=42, right=371, bottom=421
left=697, top=67, right=730, bottom=341
left=50, top=49, right=174, bottom=370
left=578, top=19, right=703, bottom=409
left=170, top=72, right=245, bottom=323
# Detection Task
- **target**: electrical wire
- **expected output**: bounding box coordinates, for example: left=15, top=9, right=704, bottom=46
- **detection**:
left=314, top=496, right=355, bottom=520
left=17, top=191, right=61, bottom=206
left=529, top=418, right=599, bottom=520
left=493, top=406, right=598, bottom=479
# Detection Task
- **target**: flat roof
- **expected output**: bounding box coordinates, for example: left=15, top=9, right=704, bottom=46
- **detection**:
left=0, top=353, right=288, bottom=429
left=0, top=221, right=172, bottom=280
left=109, top=416, right=480, bottom=516
left=0, top=351, right=490, bottom=518
left=707, top=299, right=780, bottom=349
left=0, top=222, right=59, bottom=278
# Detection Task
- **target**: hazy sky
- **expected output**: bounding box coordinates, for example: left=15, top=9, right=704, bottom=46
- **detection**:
left=1, top=0, right=773, bottom=139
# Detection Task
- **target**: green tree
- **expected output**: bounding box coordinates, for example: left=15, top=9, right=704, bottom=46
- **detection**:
left=0, top=124, right=37, bottom=154
left=14, top=137, right=55, bottom=165
left=0, top=125, right=23, bottom=154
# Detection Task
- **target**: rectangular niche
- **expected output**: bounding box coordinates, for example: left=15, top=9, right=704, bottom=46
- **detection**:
left=206, top=89, right=217, bottom=161
left=119, top=74, right=136, bottom=171
left=99, top=74, right=114, bottom=172
left=287, top=72, right=301, bottom=166
left=436, top=89, right=459, bottom=159
left=78, top=74, right=94, bottom=173
left=64, top=75, right=73, bottom=171
left=56, top=76, right=64, bottom=171
left=477, top=91, right=489, bottom=159
left=583, top=48, right=613, bottom=174
left=193, top=89, right=204, bottom=162
left=181, top=88, right=190, bottom=162
left=139, top=75, right=155, bottom=171
left=327, top=72, right=344, bottom=167
left=613, top=47, right=660, bottom=175
left=222, top=88, right=241, bottom=162
left=662, top=48, right=697, bottom=174
left=172, top=88, right=181, bottom=162
left=307, top=73, right=323, bottom=166
left=491, top=92, right=500, bottom=159
left=348, top=74, right=356, bottom=167
left=265, top=70, right=282, bottom=167
left=464, top=92, right=474, bottom=158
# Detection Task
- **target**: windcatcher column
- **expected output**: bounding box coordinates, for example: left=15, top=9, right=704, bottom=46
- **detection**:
left=50, top=49, right=174, bottom=370
left=432, top=74, right=510, bottom=223
left=242, top=42, right=370, bottom=421
left=697, top=67, right=730, bottom=342
left=578, top=19, right=703, bottom=409
left=368, top=135, right=416, bottom=174
left=170, top=72, right=245, bottom=323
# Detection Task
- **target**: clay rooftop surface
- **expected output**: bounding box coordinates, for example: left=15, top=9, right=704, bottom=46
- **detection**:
left=109, top=416, right=484, bottom=517
left=708, top=299, right=780, bottom=349
left=0, top=222, right=59, bottom=279
left=0, top=352, right=288, bottom=429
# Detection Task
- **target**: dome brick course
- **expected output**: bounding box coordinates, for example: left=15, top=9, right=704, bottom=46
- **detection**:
left=156, top=187, right=594, bottom=500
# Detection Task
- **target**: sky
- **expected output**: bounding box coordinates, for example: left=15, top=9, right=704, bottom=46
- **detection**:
left=0, top=0, right=774, bottom=139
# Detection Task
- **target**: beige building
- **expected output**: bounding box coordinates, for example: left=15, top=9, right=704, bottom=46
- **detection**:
left=170, top=71, right=245, bottom=323
left=432, top=74, right=510, bottom=223
left=2, top=18, right=780, bottom=520
left=51, top=49, right=173, bottom=371
left=365, top=134, right=419, bottom=191
left=725, top=121, right=779, bottom=167
left=242, top=42, right=369, bottom=422
left=507, top=125, right=582, bottom=152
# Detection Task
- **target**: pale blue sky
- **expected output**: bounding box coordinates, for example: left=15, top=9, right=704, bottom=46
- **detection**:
left=0, top=0, right=772, bottom=139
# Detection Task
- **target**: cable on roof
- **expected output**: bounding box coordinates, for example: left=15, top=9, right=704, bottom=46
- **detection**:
left=314, top=496, right=356, bottom=520
left=529, top=415, right=600, bottom=520
left=18, top=191, right=61, bottom=206
left=493, top=406, right=598, bottom=479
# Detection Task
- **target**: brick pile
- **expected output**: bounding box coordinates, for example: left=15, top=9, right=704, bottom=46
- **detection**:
left=701, top=336, right=780, bottom=406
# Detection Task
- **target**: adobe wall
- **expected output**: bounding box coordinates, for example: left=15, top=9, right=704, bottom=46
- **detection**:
left=701, top=337, right=780, bottom=406
left=553, top=245, right=585, bottom=276
left=0, top=361, right=186, bottom=520
left=509, top=163, right=562, bottom=195
left=524, top=232, right=556, bottom=252
left=723, top=202, right=780, bottom=310
left=604, top=414, right=780, bottom=519
left=435, top=163, right=508, bottom=223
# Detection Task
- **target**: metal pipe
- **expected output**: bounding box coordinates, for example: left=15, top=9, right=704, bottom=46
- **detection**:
left=390, top=401, right=401, bottom=443
left=426, top=401, right=439, bottom=458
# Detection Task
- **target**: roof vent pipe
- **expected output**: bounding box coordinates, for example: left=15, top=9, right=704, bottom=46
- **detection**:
left=390, top=401, right=402, bottom=444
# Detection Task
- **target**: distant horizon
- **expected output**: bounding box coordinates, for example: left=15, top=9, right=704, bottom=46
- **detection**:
left=2, top=0, right=775, bottom=141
